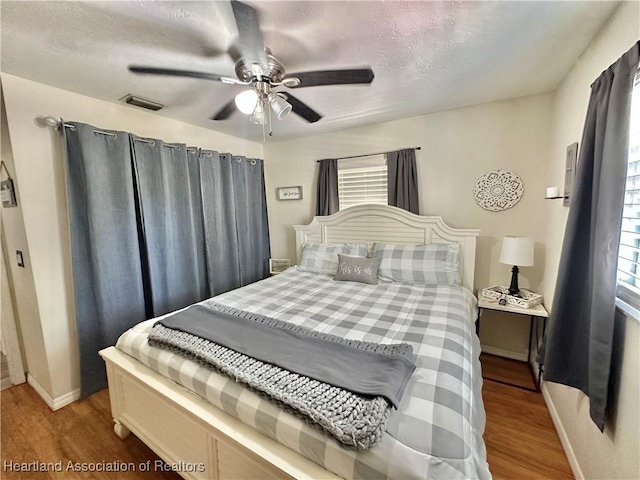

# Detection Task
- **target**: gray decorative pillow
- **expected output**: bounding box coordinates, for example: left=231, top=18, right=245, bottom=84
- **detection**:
left=334, top=255, right=381, bottom=285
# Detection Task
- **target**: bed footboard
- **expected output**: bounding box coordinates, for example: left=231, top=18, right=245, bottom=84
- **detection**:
left=99, top=347, right=339, bottom=480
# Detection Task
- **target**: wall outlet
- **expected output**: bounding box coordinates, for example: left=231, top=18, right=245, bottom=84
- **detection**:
left=16, top=250, right=24, bottom=268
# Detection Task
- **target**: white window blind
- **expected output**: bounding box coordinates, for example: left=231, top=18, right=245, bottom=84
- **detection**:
left=338, top=155, right=388, bottom=210
left=617, top=67, right=640, bottom=308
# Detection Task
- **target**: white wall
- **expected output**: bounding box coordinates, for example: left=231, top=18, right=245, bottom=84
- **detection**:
left=0, top=73, right=262, bottom=403
left=264, top=93, right=553, bottom=358
left=541, top=2, right=640, bottom=479
left=1, top=227, right=27, bottom=387
left=1, top=90, right=49, bottom=391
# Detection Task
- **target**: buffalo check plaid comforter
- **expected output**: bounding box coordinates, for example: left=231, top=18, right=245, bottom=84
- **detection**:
left=116, top=268, right=491, bottom=480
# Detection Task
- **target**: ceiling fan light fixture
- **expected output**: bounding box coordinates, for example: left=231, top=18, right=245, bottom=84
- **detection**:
left=250, top=100, right=265, bottom=125
left=235, top=89, right=259, bottom=115
left=269, top=93, right=292, bottom=120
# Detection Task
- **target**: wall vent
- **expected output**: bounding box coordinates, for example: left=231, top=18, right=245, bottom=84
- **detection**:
left=119, top=94, right=164, bottom=111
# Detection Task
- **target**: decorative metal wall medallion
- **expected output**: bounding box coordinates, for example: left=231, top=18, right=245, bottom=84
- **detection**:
left=473, top=170, right=524, bottom=211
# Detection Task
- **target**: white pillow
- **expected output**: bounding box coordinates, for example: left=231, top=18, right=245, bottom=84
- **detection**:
left=373, top=243, right=460, bottom=285
left=297, top=242, right=368, bottom=275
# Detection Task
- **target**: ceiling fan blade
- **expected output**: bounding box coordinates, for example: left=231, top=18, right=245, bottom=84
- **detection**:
left=284, top=68, right=375, bottom=88
left=210, top=99, right=237, bottom=120
left=230, top=0, right=267, bottom=70
left=129, top=65, right=227, bottom=82
left=281, top=93, right=322, bottom=123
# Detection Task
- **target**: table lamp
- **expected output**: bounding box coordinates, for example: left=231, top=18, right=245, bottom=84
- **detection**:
left=499, top=236, right=534, bottom=297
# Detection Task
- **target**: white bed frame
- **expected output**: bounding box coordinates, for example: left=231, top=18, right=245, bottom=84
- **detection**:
left=100, top=205, right=479, bottom=480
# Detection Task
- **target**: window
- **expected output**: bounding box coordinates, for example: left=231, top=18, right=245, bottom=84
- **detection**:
left=616, top=67, right=640, bottom=309
left=337, top=156, right=387, bottom=210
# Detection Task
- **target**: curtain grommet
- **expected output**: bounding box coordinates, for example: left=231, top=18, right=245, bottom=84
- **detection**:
left=250, top=159, right=257, bottom=166
left=235, top=157, right=242, bottom=163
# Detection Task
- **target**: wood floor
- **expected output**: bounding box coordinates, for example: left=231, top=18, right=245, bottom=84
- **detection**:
left=481, top=354, right=573, bottom=480
left=1, top=383, right=180, bottom=480
left=1, top=355, right=573, bottom=479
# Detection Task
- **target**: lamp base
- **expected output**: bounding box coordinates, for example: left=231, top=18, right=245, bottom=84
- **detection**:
left=508, top=265, right=521, bottom=297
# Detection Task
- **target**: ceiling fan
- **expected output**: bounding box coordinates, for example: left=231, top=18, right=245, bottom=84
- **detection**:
left=128, top=0, right=374, bottom=135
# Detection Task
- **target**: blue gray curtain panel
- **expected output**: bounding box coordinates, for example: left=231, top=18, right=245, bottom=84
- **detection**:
left=64, top=122, right=270, bottom=397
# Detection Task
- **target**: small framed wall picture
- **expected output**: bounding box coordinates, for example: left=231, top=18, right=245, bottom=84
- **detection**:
left=269, top=258, right=290, bottom=274
left=277, top=186, right=303, bottom=201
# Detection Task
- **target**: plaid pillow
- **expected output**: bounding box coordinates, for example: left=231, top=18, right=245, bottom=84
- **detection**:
left=373, top=243, right=460, bottom=285
left=298, top=243, right=367, bottom=275
left=334, top=255, right=381, bottom=285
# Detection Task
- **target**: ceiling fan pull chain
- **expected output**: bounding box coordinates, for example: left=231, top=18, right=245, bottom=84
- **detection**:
left=262, top=97, right=267, bottom=142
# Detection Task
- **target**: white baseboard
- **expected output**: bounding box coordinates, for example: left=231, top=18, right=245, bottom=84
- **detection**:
left=480, top=344, right=528, bottom=362
left=542, top=382, right=584, bottom=480
left=27, top=373, right=80, bottom=411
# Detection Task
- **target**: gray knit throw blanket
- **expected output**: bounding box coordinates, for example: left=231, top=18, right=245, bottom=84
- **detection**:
left=148, top=301, right=412, bottom=450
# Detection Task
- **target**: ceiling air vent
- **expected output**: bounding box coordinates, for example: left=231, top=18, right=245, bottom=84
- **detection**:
left=120, top=94, right=164, bottom=111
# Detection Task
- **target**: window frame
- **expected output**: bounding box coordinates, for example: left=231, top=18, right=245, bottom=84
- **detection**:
left=615, top=65, right=640, bottom=316
left=337, top=155, right=388, bottom=211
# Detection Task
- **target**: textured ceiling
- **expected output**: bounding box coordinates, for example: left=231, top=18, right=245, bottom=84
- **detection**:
left=1, top=1, right=619, bottom=142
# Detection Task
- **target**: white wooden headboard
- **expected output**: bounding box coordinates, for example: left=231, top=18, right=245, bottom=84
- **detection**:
left=293, top=205, right=480, bottom=291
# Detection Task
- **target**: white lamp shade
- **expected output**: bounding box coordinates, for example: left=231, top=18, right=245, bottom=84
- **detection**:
left=235, top=89, right=258, bottom=114
left=270, top=94, right=292, bottom=120
left=499, top=236, right=534, bottom=266
left=250, top=100, right=265, bottom=125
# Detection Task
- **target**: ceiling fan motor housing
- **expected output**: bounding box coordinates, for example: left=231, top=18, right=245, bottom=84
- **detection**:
left=235, top=53, right=286, bottom=84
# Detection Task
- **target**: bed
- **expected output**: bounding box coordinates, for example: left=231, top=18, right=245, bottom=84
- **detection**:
left=100, top=204, right=489, bottom=480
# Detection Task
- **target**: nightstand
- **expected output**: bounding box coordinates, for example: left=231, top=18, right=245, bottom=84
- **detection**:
left=269, top=258, right=290, bottom=275
left=476, top=295, right=548, bottom=392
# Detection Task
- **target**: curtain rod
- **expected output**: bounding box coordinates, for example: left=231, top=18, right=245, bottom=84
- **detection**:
left=315, top=146, right=421, bottom=163
left=39, top=116, right=75, bottom=131
left=38, top=115, right=119, bottom=136
left=39, top=115, right=122, bottom=138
